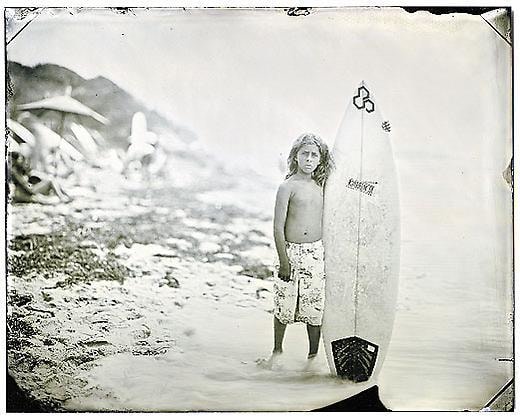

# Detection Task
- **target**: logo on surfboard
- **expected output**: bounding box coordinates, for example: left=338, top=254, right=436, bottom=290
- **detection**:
left=346, top=178, right=377, bottom=196
left=353, top=86, right=375, bottom=113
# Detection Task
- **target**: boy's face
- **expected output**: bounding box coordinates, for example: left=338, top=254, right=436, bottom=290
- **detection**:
left=296, top=143, right=321, bottom=175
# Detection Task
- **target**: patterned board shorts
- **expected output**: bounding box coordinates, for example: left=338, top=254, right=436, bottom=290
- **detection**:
left=273, top=240, right=325, bottom=326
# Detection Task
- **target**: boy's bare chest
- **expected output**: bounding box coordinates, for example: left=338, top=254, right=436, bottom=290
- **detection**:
left=290, top=184, right=323, bottom=209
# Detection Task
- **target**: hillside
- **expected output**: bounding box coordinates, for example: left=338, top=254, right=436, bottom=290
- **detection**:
left=6, top=61, right=196, bottom=149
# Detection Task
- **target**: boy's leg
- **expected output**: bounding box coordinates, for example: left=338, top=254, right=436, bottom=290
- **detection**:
left=273, top=316, right=287, bottom=353
left=306, top=324, right=321, bottom=358
left=256, top=317, right=286, bottom=368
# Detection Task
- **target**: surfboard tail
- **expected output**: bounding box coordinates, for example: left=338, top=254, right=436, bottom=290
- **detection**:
left=331, top=336, right=379, bottom=382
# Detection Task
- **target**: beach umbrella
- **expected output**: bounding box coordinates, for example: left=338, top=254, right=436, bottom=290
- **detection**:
left=17, top=95, right=109, bottom=125
left=16, top=93, right=108, bottom=173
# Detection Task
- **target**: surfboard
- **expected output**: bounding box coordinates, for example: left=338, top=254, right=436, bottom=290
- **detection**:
left=322, top=82, right=400, bottom=384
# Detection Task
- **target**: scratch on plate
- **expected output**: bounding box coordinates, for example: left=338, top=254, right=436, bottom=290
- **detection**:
left=286, top=8, right=311, bottom=17
left=109, top=7, right=137, bottom=16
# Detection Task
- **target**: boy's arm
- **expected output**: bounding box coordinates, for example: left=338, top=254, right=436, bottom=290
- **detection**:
left=274, top=182, right=291, bottom=280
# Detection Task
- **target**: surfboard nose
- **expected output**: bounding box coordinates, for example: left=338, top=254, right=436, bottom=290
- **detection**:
left=331, top=336, right=379, bottom=382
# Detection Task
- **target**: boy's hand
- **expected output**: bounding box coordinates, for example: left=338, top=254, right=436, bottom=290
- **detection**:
left=278, top=263, right=291, bottom=282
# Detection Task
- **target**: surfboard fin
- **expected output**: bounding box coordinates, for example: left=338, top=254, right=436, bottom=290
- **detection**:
left=331, top=336, right=378, bottom=382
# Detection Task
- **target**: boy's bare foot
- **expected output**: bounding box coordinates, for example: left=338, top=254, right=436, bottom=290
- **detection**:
left=256, top=351, right=282, bottom=370
left=303, top=353, right=320, bottom=373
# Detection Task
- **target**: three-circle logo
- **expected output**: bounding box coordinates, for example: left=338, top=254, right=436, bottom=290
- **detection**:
left=353, top=86, right=375, bottom=113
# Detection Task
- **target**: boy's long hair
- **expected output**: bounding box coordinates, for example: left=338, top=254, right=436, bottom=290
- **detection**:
left=285, top=133, right=334, bottom=187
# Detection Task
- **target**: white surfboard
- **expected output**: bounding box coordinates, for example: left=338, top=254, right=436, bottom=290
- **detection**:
left=322, top=82, right=400, bottom=385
